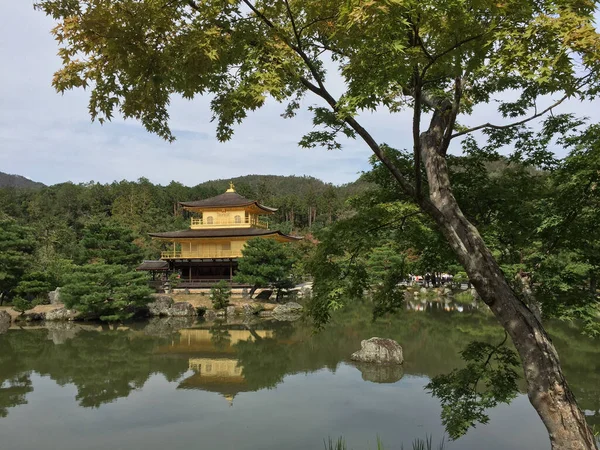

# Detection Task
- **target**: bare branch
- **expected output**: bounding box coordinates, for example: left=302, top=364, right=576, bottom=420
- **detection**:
left=451, top=94, right=569, bottom=139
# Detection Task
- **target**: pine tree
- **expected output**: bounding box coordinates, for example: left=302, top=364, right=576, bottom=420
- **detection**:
left=235, top=238, right=299, bottom=300
left=61, top=263, right=152, bottom=321
left=0, top=219, right=35, bottom=303
left=80, top=221, right=143, bottom=268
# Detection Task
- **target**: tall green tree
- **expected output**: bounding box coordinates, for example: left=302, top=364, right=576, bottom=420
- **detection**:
left=36, top=0, right=600, bottom=447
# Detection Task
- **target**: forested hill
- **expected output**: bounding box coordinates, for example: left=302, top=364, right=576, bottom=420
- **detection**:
left=0, top=172, right=45, bottom=189
left=0, top=173, right=372, bottom=259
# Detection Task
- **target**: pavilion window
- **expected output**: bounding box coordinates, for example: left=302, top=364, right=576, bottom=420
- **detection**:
left=206, top=216, right=214, bottom=224
left=234, top=215, right=241, bottom=224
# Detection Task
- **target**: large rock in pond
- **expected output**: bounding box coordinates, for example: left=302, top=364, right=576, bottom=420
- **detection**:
left=169, top=302, right=197, bottom=317
left=0, top=310, right=11, bottom=334
left=350, top=337, right=403, bottom=365
left=148, top=295, right=197, bottom=317
left=45, top=307, right=77, bottom=321
left=226, top=305, right=236, bottom=317
left=148, top=294, right=174, bottom=316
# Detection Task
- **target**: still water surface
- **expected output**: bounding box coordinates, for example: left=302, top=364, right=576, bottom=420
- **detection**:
left=1, top=306, right=598, bottom=450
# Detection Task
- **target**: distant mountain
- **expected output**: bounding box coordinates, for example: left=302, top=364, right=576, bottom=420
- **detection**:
left=0, top=172, right=45, bottom=189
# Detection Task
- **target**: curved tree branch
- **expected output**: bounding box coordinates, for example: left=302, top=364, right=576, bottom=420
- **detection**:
left=451, top=94, right=569, bottom=139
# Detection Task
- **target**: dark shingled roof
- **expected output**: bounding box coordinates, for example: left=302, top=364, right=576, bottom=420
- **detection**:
left=148, top=228, right=301, bottom=240
left=179, top=192, right=277, bottom=212
left=136, top=260, right=169, bottom=271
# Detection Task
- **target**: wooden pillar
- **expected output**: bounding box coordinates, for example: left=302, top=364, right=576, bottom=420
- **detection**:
left=189, top=265, right=192, bottom=281
left=229, top=260, right=233, bottom=280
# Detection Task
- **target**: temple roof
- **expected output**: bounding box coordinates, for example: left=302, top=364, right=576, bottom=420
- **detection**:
left=179, top=191, right=277, bottom=213
left=148, top=228, right=301, bottom=240
left=135, top=260, right=169, bottom=271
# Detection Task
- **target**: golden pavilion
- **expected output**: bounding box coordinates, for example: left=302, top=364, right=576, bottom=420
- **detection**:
left=145, top=183, right=299, bottom=286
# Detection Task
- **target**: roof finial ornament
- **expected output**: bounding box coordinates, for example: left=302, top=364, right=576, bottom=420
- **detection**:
left=226, top=182, right=236, bottom=193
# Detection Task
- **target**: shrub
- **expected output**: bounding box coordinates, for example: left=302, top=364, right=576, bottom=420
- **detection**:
left=11, top=296, right=36, bottom=316
left=210, top=280, right=231, bottom=310
left=61, top=263, right=153, bottom=321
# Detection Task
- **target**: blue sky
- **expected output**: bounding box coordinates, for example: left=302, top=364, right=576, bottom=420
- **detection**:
left=0, top=2, right=598, bottom=187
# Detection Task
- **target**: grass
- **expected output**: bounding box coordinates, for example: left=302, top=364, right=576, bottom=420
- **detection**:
left=324, top=435, right=445, bottom=450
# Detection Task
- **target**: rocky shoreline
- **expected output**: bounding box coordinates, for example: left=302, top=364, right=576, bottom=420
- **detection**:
left=0, top=294, right=304, bottom=331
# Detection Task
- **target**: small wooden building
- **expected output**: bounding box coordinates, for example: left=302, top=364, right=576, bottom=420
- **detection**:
left=147, top=184, right=299, bottom=287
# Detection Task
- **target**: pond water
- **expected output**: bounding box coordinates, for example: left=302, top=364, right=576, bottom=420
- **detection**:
left=0, top=304, right=598, bottom=450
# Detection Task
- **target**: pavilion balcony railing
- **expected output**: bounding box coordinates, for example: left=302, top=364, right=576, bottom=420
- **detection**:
left=160, top=249, right=242, bottom=259
left=190, top=217, right=269, bottom=229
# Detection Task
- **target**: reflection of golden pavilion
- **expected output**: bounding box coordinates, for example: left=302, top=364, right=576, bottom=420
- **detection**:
left=156, top=327, right=273, bottom=405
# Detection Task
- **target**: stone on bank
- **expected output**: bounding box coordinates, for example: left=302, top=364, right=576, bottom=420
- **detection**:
left=45, top=307, right=77, bottom=321
left=147, top=294, right=197, bottom=317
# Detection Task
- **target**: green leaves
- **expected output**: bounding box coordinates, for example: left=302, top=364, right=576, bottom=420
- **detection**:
left=426, top=337, right=519, bottom=440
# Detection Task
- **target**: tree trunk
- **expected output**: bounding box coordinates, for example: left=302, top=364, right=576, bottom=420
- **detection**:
left=248, top=285, right=258, bottom=299
left=419, top=142, right=597, bottom=450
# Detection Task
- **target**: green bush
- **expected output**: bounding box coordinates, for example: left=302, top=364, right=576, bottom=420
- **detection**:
left=453, top=271, right=468, bottom=286
left=61, top=263, right=153, bottom=321
left=210, top=280, right=231, bottom=310
left=453, top=291, right=475, bottom=305
left=11, top=296, right=36, bottom=316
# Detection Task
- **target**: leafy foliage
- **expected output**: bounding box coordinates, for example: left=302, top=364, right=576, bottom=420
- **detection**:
left=61, top=264, right=153, bottom=321
left=426, top=336, right=520, bottom=439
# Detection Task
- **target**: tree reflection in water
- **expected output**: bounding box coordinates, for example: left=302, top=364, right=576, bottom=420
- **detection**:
left=0, top=307, right=597, bottom=432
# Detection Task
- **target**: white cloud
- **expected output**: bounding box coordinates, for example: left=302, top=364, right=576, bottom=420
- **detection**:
left=0, top=2, right=598, bottom=187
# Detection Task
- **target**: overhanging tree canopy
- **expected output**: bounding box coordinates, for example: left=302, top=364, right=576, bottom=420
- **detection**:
left=36, top=0, right=600, bottom=448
